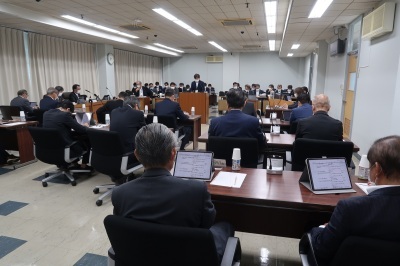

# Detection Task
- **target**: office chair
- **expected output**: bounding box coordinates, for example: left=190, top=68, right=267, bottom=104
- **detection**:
left=61, top=92, right=72, bottom=100
left=289, top=120, right=298, bottom=134
left=299, top=232, right=400, bottom=266
left=28, top=127, right=92, bottom=187
left=264, top=109, right=284, bottom=119
left=208, top=136, right=259, bottom=168
left=87, top=129, right=143, bottom=206
left=104, top=215, right=241, bottom=266
left=291, top=139, right=354, bottom=172
left=26, top=108, right=46, bottom=127
left=157, top=115, right=186, bottom=148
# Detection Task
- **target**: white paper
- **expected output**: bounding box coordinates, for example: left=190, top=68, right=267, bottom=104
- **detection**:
left=210, top=171, right=246, bottom=188
left=355, top=183, right=396, bottom=195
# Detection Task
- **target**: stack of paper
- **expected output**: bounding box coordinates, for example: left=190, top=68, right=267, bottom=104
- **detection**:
left=210, top=171, right=246, bottom=188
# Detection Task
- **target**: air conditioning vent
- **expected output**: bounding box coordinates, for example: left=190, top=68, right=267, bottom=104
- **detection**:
left=206, top=56, right=223, bottom=63
left=220, top=19, right=253, bottom=26
left=120, top=24, right=151, bottom=31
left=242, top=45, right=262, bottom=49
left=362, top=2, right=395, bottom=39
left=180, top=46, right=198, bottom=50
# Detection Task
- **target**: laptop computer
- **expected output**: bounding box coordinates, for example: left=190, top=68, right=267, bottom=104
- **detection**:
left=30, top=102, right=37, bottom=108
left=299, top=157, right=356, bottom=194
left=173, top=151, right=214, bottom=181
left=75, top=112, right=92, bottom=125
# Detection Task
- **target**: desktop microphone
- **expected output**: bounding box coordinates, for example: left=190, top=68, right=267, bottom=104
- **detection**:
left=85, top=89, right=91, bottom=94
left=267, top=154, right=283, bottom=175
left=106, top=87, right=114, bottom=99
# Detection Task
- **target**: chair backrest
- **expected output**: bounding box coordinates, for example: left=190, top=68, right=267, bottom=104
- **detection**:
left=86, top=129, right=127, bottom=177
left=28, top=127, right=69, bottom=165
left=27, top=109, right=47, bottom=127
left=219, top=91, right=225, bottom=96
left=291, top=138, right=354, bottom=171
left=207, top=136, right=259, bottom=168
left=282, top=110, right=292, bottom=121
left=104, top=215, right=219, bottom=266
left=0, top=105, right=21, bottom=120
left=289, top=120, right=298, bottom=134
left=157, top=115, right=178, bottom=130
left=62, top=92, right=71, bottom=100
left=264, top=109, right=283, bottom=119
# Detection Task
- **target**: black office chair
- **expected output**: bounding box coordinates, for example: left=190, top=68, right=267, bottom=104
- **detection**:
left=157, top=115, right=186, bottom=148
left=264, top=109, right=283, bottom=119
left=62, top=92, right=72, bottom=100
left=299, top=232, right=400, bottom=266
left=289, top=120, right=298, bottom=134
left=28, top=127, right=91, bottom=187
left=104, top=215, right=241, bottom=266
left=291, top=139, right=354, bottom=171
left=27, top=109, right=46, bottom=127
left=87, top=129, right=143, bottom=206
left=207, top=136, right=259, bottom=168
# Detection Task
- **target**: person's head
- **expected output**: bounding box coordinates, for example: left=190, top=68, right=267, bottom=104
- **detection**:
left=297, top=93, right=310, bottom=105
left=149, top=83, right=154, bottom=88
left=118, top=91, right=127, bottom=99
left=302, top=86, right=309, bottom=94
left=17, top=89, right=28, bottom=98
left=46, top=87, right=58, bottom=100
left=268, top=84, right=274, bottom=90
left=165, top=88, right=175, bottom=100
left=59, top=100, right=74, bottom=113
left=287, top=85, right=293, bottom=91
left=55, top=86, right=64, bottom=95
left=245, top=84, right=251, bottom=91
left=124, top=96, right=140, bottom=110
left=179, top=82, right=184, bottom=88
left=135, top=123, right=177, bottom=170
left=144, top=83, right=149, bottom=88
left=185, top=84, right=190, bottom=89
left=164, top=82, right=169, bottom=87
left=367, top=135, right=400, bottom=185
left=136, top=81, right=142, bottom=87
left=194, top=73, right=200, bottom=80
left=232, top=82, right=238, bottom=89
left=226, top=89, right=246, bottom=109
left=155, top=82, right=160, bottom=86
left=294, top=87, right=304, bottom=97
left=312, top=94, right=330, bottom=113
left=277, top=84, right=282, bottom=90
left=256, top=84, right=260, bottom=89
left=170, top=82, right=176, bottom=89
left=208, top=83, right=212, bottom=88
left=72, top=84, right=80, bottom=93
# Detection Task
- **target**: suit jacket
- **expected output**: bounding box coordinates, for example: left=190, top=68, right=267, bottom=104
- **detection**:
left=208, top=110, right=266, bottom=148
left=96, top=99, right=123, bottom=124
left=205, top=87, right=215, bottom=94
left=296, top=111, right=343, bottom=141
left=134, top=86, right=153, bottom=98
left=112, top=168, right=216, bottom=229
left=289, top=103, right=312, bottom=123
left=155, top=98, right=188, bottom=121
left=69, top=92, right=79, bottom=103
left=242, top=102, right=256, bottom=117
left=39, top=95, right=58, bottom=111
left=190, top=80, right=206, bottom=92
left=43, top=109, right=87, bottom=145
left=110, top=106, right=146, bottom=153
left=249, top=89, right=265, bottom=96
left=310, top=186, right=400, bottom=265
left=10, top=96, right=33, bottom=114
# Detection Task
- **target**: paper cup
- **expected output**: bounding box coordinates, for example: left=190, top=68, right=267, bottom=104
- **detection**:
left=271, top=112, right=277, bottom=119
left=191, top=107, right=195, bottom=115
left=153, top=116, right=158, bottom=123
left=232, top=148, right=241, bottom=171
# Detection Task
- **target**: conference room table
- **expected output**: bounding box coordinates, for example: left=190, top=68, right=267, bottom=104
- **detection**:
left=0, top=121, right=38, bottom=164
left=198, top=133, right=360, bottom=152
left=207, top=168, right=366, bottom=238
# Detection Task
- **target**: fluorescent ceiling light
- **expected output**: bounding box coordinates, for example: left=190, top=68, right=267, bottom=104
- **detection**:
left=309, top=0, right=334, bottom=18
left=208, top=41, right=227, bottom=52
left=287, top=53, right=293, bottom=57
left=153, top=8, right=202, bottom=36
left=154, top=43, right=184, bottom=53
left=142, top=45, right=179, bottom=56
left=269, top=40, right=275, bottom=51
left=62, top=15, right=139, bottom=39
left=291, top=44, right=300, bottom=49
left=264, top=1, right=277, bottom=34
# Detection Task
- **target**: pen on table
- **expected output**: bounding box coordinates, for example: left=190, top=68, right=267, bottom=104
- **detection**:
left=233, top=175, right=237, bottom=187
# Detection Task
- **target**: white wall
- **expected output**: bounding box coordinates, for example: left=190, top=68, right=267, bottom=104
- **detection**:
left=304, top=54, right=311, bottom=90
left=163, top=52, right=305, bottom=93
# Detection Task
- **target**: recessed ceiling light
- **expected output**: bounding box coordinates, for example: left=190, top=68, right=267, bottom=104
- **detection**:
left=154, top=43, right=184, bottom=53
left=153, top=8, right=202, bottom=36
left=208, top=41, right=227, bottom=52
left=61, top=15, right=139, bottom=39
left=309, top=0, right=334, bottom=18
left=287, top=53, right=294, bottom=57
left=264, top=1, right=277, bottom=34
left=269, top=40, right=275, bottom=51
left=291, top=44, right=300, bottom=49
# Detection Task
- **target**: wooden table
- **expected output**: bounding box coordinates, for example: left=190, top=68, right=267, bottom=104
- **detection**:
left=0, top=121, right=38, bottom=164
left=208, top=168, right=366, bottom=238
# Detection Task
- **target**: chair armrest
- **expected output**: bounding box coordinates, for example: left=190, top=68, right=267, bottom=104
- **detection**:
left=107, top=247, right=115, bottom=266
left=65, top=140, right=79, bottom=148
left=122, top=151, right=135, bottom=157
left=299, top=233, right=318, bottom=266
left=221, top=237, right=241, bottom=266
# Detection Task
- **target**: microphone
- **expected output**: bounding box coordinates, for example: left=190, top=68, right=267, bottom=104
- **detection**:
left=85, top=89, right=91, bottom=94
left=106, top=87, right=114, bottom=99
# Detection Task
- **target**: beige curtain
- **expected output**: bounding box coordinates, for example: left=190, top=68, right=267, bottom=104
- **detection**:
left=114, top=49, right=162, bottom=91
left=0, top=27, right=30, bottom=105
left=28, top=32, right=99, bottom=100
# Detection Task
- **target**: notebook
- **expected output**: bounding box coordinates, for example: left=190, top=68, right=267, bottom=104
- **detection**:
left=173, top=151, right=214, bottom=181
left=75, top=112, right=92, bottom=125
left=299, top=158, right=356, bottom=194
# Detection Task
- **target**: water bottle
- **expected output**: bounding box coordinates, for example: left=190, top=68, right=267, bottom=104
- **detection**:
left=20, top=111, right=26, bottom=122
left=105, top=114, right=110, bottom=125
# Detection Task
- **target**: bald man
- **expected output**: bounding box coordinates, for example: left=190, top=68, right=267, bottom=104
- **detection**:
left=295, top=94, right=343, bottom=141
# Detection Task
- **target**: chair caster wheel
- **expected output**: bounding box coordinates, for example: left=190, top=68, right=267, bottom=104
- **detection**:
left=44, top=173, right=49, bottom=177
left=42, top=182, right=48, bottom=187
left=96, top=200, right=103, bottom=206
left=71, top=181, right=77, bottom=186
left=93, top=188, right=100, bottom=194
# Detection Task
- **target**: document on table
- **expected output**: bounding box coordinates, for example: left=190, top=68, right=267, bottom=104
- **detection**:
left=355, top=183, right=395, bottom=195
left=210, top=171, right=246, bottom=188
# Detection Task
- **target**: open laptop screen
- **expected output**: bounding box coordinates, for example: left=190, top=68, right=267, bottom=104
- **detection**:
left=306, top=158, right=352, bottom=191
left=173, top=151, right=214, bottom=181
left=75, top=112, right=92, bottom=125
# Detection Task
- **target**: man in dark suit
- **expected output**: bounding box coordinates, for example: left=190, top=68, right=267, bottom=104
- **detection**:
left=40, top=87, right=59, bottom=111
left=206, top=83, right=215, bottom=94
left=307, top=136, right=400, bottom=265
left=112, top=123, right=236, bottom=262
left=154, top=82, right=163, bottom=93
left=155, top=89, right=191, bottom=150
left=190, top=73, right=206, bottom=92
left=289, top=93, right=312, bottom=123
left=133, top=81, right=153, bottom=98
left=96, top=91, right=126, bottom=124
left=42, top=100, right=92, bottom=170
left=69, top=84, right=81, bottom=103
left=10, top=89, right=38, bottom=114
left=110, top=96, right=146, bottom=164
left=209, top=89, right=266, bottom=148
left=296, top=94, right=343, bottom=141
